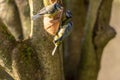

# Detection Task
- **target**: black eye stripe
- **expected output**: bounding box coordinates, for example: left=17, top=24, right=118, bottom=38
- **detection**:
left=68, top=22, right=73, bottom=26
left=66, top=10, right=72, bottom=18
left=54, top=4, right=61, bottom=9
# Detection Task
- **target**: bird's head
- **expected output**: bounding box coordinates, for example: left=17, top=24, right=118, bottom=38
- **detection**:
left=54, top=3, right=62, bottom=10
left=68, top=21, right=73, bottom=27
left=66, top=10, right=72, bottom=18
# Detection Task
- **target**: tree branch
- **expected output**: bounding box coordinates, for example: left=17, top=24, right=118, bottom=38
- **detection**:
left=0, top=0, right=23, bottom=41
left=93, top=0, right=116, bottom=63
left=15, top=0, right=31, bottom=40
left=30, top=0, right=65, bottom=80
left=0, top=65, right=14, bottom=80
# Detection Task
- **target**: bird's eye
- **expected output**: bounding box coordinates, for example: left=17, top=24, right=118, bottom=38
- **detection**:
left=55, top=4, right=61, bottom=9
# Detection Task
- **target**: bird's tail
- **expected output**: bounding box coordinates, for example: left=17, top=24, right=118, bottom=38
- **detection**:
left=52, top=45, right=58, bottom=56
left=32, top=14, right=40, bottom=20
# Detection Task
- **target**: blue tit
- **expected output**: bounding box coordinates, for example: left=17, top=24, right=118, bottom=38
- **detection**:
left=52, top=21, right=73, bottom=55
left=52, top=10, right=72, bottom=55
left=32, top=2, right=62, bottom=20
left=56, top=10, right=72, bottom=35
left=63, top=10, right=72, bottom=20
left=54, top=21, right=73, bottom=44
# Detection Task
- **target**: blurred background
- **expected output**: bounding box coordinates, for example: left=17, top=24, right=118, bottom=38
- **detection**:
left=98, top=0, right=120, bottom=80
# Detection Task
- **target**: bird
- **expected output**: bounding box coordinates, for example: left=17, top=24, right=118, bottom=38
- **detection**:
left=54, top=21, right=73, bottom=45
left=52, top=21, right=73, bottom=55
left=54, top=10, right=72, bottom=42
left=32, top=2, right=63, bottom=20
left=52, top=10, right=73, bottom=55
left=61, top=10, right=72, bottom=27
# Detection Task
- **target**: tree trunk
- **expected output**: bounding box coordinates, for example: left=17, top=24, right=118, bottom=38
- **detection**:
left=77, top=0, right=116, bottom=80
left=63, top=0, right=87, bottom=79
left=0, top=0, right=64, bottom=80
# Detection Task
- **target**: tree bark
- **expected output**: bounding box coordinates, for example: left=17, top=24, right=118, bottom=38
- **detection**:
left=15, top=0, right=31, bottom=40
left=0, top=0, right=64, bottom=80
left=0, top=65, right=14, bottom=80
left=0, top=0, right=23, bottom=41
left=77, top=0, right=116, bottom=80
left=63, top=0, right=86, bottom=79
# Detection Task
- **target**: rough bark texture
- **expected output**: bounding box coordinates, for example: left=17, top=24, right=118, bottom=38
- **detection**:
left=0, top=0, right=23, bottom=41
left=0, top=65, right=14, bottom=80
left=30, top=0, right=64, bottom=80
left=63, top=0, right=86, bottom=79
left=15, top=0, right=31, bottom=40
left=0, top=0, right=64, bottom=80
left=77, top=0, right=116, bottom=80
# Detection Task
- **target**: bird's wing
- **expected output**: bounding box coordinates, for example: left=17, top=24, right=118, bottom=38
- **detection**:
left=38, top=7, right=48, bottom=15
